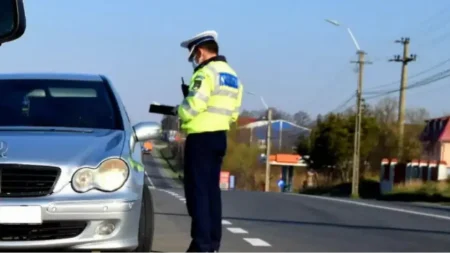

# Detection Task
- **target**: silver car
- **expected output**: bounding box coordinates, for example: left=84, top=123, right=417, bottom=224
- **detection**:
left=0, top=73, right=159, bottom=251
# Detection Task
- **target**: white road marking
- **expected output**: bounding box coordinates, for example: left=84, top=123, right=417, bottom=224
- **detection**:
left=227, top=227, right=248, bottom=234
left=149, top=179, right=273, bottom=248
left=298, top=194, right=450, bottom=221
left=243, top=238, right=271, bottom=247
left=145, top=173, right=155, bottom=188
left=221, top=220, right=232, bottom=225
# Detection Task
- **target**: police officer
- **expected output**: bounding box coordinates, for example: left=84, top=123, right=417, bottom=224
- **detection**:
left=176, top=30, right=243, bottom=252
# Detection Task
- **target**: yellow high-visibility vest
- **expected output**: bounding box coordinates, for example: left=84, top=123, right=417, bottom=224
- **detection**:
left=178, top=59, right=243, bottom=135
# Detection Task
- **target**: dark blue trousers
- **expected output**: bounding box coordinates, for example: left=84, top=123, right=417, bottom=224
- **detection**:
left=183, top=130, right=227, bottom=252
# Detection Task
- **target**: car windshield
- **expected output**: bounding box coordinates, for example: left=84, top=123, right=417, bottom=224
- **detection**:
left=0, top=78, right=123, bottom=130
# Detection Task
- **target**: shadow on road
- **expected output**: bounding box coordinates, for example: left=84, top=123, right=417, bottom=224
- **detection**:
left=406, top=204, right=450, bottom=213
left=154, top=212, right=450, bottom=236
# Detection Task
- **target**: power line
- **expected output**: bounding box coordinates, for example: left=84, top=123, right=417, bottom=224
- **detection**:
left=417, top=5, right=450, bottom=28
left=365, top=56, right=450, bottom=94
left=415, top=10, right=450, bottom=49
left=404, top=5, right=450, bottom=49
left=365, top=69, right=450, bottom=100
left=331, top=68, right=450, bottom=110
left=331, top=93, right=355, bottom=113
left=303, top=57, right=355, bottom=107
left=364, top=68, right=450, bottom=100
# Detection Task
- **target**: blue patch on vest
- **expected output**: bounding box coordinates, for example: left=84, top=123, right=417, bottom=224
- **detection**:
left=219, top=73, right=239, bottom=89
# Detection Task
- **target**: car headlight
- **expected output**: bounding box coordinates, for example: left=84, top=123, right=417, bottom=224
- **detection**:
left=72, top=158, right=130, bottom=193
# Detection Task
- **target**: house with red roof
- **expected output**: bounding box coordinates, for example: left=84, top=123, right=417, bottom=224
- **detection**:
left=420, top=115, right=450, bottom=166
left=237, top=116, right=258, bottom=127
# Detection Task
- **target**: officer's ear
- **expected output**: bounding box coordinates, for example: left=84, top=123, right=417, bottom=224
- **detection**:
left=194, top=47, right=203, bottom=57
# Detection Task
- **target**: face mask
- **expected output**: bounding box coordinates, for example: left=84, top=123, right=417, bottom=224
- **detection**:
left=191, top=60, right=199, bottom=69
left=191, top=52, right=200, bottom=69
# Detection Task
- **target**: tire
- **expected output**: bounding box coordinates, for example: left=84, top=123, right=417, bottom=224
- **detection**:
left=134, top=183, right=154, bottom=252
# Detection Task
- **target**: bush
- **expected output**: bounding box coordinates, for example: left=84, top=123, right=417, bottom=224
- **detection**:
left=221, top=125, right=263, bottom=190
left=391, top=180, right=450, bottom=197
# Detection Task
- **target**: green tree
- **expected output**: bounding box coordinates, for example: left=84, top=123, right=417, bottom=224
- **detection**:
left=368, top=97, right=427, bottom=165
left=296, top=133, right=311, bottom=156
left=308, top=114, right=352, bottom=178
left=293, top=110, right=312, bottom=127
left=222, top=124, right=261, bottom=190
left=301, top=106, right=379, bottom=182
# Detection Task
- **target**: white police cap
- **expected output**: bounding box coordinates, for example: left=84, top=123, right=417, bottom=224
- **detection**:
left=180, top=30, right=218, bottom=61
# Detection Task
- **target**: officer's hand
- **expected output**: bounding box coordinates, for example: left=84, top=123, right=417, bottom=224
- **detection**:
left=181, top=84, right=189, bottom=98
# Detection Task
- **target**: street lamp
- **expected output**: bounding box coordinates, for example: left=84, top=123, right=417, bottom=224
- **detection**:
left=325, top=18, right=368, bottom=198
left=246, top=91, right=272, bottom=192
left=246, top=91, right=269, bottom=110
left=325, top=19, right=361, bottom=51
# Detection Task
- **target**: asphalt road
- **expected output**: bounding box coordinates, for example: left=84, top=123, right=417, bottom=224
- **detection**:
left=143, top=153, right=450, bottom=252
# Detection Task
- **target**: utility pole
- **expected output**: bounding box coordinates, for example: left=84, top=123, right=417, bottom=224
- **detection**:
left=264, top=108, right=272, bottom=192
left=278, top=122, right=283, bottom=151
left=350, top=50, right=372, bottom=198
left=389, top=37, right=417, bottom=161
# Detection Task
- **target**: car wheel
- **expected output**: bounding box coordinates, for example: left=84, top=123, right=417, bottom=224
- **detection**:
left=134, top=183, right=154, bottom=252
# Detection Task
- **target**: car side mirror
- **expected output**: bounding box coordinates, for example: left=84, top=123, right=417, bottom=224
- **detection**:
left=0, top=0, right=26, bottom=45
left=132, top=121, right=161, bottom=142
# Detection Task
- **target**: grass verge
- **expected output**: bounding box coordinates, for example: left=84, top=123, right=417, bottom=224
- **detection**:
left=300, top=179, right=450, bottom=204
left=155, top=146, right=184, bottom=182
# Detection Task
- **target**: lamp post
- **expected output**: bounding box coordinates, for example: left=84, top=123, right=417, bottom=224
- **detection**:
left=246, top=91, right=272, bottom=192
left=325, top=19, right=370, bottom=198
left=325, top=19, right=361, bottom=51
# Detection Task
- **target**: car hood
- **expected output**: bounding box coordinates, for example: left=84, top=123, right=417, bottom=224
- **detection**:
left=0, top=128, right=125, bottom=169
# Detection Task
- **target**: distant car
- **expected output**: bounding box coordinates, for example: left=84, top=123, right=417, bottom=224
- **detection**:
left=0, top=73, right=160, bottom=251
left=142, top=141, right=153, bottom=154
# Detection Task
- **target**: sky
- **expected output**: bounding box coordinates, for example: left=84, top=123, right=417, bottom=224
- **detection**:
left=1, top=0, right=450, bottom=124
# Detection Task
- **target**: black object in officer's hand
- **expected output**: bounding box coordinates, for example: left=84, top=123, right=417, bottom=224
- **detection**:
left=149, top=103, right=177, bottom=116
left=181, top=77, right=189, bottom=98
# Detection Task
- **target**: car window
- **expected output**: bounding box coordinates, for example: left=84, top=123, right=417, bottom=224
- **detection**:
left=0, top=79, right=123, bottom=130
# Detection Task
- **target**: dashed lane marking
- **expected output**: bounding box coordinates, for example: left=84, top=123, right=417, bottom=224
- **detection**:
left=144, top=171, right=155, bottom=188
left=147, top=179, right=272, bottom=248
left=243, top=238, right=271, bottom=247
left=227, top=227, right=248, bottom=234
left=221, top=220, right=232, bottom=225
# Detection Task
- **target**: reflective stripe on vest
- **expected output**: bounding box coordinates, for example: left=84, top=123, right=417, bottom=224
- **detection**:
left=181, top=99, right=200, bottom=117
left=203, top=65, right=240, bottom=116
left=181, top=63, right=240, bottom=118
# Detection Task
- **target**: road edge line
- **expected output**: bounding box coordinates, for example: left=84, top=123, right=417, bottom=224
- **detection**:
left=296, top=193, right=450, bottom=221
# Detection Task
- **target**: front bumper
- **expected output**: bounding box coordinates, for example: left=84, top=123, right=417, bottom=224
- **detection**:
left=0, top=189, right=142, bottom=251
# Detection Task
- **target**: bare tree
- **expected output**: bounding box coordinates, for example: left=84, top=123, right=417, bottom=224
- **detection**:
left=270, top=108, right=293, bottom=121
left=373, top=97, right=398, bottom=126
left=441, top=111, right=450, bottom=117
left=293, top=110, right=312, bottom=127
left=406, top=107, right=430, bottom=124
